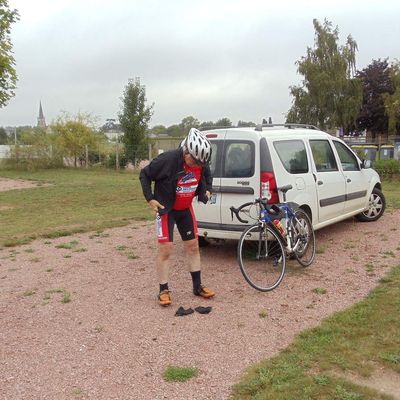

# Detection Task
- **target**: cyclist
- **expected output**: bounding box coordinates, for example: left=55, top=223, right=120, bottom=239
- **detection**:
left=139, top=128, right=215, bottom=306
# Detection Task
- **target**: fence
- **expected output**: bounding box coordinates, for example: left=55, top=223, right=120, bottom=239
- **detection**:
left=0, top=138, right=185, bottom=170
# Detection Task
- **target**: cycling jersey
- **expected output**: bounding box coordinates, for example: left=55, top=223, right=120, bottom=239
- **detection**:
left=139, top=148, right=212, bottom=214
left=173, top=163, right=202, bottom=210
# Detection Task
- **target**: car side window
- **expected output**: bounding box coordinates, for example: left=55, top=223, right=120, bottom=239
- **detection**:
left=273, top=140, right=308, bottom=174
left=310, top=140, right=338, bottom=172
left=333, top=141, right=360, bottom=171
left=223, top=142, right=254, bottom=177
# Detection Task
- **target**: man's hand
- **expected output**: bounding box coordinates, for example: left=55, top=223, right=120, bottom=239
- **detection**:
left=148, top=199, right=165, bottom=214
left=206, top=191, right=211, bottom=201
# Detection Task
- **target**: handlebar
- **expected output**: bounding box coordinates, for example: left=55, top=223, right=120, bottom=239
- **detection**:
left=230, top=202, right=254, bottom=223
left=230, top=198, right=282, bottom=223
left=230, top=186, right=293, bottom=224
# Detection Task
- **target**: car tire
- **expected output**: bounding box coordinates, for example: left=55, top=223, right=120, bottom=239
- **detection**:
left=356, top=187, right=386, bottom=222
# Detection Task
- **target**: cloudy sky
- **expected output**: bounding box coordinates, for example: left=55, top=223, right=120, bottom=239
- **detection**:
left=1, top=0, right=399, bottom=129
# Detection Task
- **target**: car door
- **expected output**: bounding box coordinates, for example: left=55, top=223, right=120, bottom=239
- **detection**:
left=193, top=137, right=223, bottom=226
left=332, top=140, right=369, bottom=214
left=220, top=138, right=259, bottom=227
left=309, top=139, right=346, bottom=223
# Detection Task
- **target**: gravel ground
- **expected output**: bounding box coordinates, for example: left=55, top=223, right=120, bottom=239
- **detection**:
left=0, top=178, right=42, bottom=191
left=0, top=209, right=399, bottom=400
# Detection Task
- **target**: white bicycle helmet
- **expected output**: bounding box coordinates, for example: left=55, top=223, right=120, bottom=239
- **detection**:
left=183, top=128, right=212, bottom=165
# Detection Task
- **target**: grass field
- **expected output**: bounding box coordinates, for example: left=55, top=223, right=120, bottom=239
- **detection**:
left=232, top=266, right=400, bottom=400
left=1, top=169, right=399, bottom=247
left=0, top=169, right=152, bottom=247
left=382, top=177, right=400, bottom=210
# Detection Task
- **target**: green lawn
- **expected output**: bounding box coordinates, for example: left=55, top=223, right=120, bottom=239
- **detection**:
left=232, top=266, right=400, bottom=400
left=382, top=177, right=400, bottom=210
left=0, top=168, right=152, bottom=247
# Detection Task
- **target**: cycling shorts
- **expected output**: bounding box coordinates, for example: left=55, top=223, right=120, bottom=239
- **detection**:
left=155, top=206, right=198, bottom=243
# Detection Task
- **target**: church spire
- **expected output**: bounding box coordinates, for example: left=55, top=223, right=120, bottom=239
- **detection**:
left=37, top=101, right=46, bottom=128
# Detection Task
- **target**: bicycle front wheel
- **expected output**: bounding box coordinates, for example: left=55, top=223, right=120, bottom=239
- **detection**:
left=237, top=224, right=286, bottom=292
left=291, top=209, right=315, bottom=267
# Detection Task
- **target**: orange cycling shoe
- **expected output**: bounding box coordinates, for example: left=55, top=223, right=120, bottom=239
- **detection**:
left=158, top=290, right=172, bottom=306
left=193, top=285, right=215, bottom=299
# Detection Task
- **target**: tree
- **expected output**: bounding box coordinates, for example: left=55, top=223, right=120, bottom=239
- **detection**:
left=356, top=59, right=394, bottom=137
left=180, top=116, right=200, bottom=130
left=383, top=61, right=400, bottom=134
left=199, top=121, right=215, bottom=130
left=0, top=127, right=8, bottom=144
left=215, top=117, right=232, bottom=127
left=148, top=125, right=167, bottom=136
left=52, top=112, right=101, bottom=167
left=238, top=120, right=256, bottom=127
left=286, top=19, right=362, bottom=132
left=166, top=124, right=185, bottom=137
left=118, top=77, right=153, bottom=161
left=0, top=0, right=19, bottom=108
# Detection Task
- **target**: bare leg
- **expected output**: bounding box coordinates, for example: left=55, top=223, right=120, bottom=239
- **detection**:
left=183, top=238, right=201, bottom=272
left=157, top=242, right=173, bottom=284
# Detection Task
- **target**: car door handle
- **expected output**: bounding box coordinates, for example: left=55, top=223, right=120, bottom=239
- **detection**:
left=317, top=180, right=323, bottom=185
left=347, top=178, right=351, bottom=183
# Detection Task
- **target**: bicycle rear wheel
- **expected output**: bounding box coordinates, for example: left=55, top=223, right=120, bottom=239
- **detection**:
left=237, top=224, right=286, bottom=291
left=291, top=209, right=315, bottom=267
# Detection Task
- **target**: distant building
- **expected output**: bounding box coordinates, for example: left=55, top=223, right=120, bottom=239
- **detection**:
left=102, top=118, right=123, bottom=141
left=37, top=101, right=46, bottom=128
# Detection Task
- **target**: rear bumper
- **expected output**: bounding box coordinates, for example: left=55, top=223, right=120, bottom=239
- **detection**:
left=197, top=222, right=250, bottom=240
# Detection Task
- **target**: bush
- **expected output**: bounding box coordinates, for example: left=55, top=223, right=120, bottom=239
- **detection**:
left=373, top=159, right=400, bottom=177
left=0, top=145, right=64, bottom=170
left=106, top=152, right=128, bottom=169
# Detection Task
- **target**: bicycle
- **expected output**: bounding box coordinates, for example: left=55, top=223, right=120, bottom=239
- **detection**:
left=230, top=184, right=315, bottom=292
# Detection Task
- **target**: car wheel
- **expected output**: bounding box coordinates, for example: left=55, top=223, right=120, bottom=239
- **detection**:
left=356, top=187, right=386, bottom=222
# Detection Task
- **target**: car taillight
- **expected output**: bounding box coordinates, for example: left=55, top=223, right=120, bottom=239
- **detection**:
left=260, top=172, right=279, bottom=204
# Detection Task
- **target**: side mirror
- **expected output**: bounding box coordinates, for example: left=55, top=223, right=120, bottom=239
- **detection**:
left=361, top=159, right=371, bottom=169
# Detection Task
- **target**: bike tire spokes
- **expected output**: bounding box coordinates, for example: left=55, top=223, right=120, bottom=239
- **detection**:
left=292, top=210, right=315, bottom=267
left=238, top=225, right=286, bottom=291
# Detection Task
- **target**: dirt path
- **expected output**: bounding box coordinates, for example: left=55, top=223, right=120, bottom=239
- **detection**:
left=0, top=177, right=49, bottom=191
left=1, top=212, right=399, bottom=399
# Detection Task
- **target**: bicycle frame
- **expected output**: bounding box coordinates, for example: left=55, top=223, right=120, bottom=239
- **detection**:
left=259, top=203, right=300, bottom=254
left=230, top=184, right=305, bottom=255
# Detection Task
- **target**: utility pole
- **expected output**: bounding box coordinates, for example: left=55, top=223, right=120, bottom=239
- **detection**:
left=116, top=135, right=120, bottom=170
left=85, top=144, right=89, bottom=168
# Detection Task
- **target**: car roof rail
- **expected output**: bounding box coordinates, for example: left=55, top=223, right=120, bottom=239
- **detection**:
left=254, top=123, right=319, bottom=131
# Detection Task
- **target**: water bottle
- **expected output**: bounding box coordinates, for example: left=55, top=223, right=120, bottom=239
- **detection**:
left=273, top=219, right=286, bottom=236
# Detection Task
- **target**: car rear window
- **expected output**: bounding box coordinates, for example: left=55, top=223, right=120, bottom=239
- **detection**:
left=223, top=142, right=254, bottom=177
left=273, top=140, right=308, bottom=174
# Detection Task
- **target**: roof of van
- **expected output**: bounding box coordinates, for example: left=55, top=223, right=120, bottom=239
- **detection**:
left=203, top=126, right=333, bottom=140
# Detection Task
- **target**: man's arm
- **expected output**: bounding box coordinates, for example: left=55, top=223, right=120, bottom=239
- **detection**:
left=204, top=165, right=213, bottom=192
left=139, top=153, right=171, bottom=201
left=139, top=166, right=154, bottom=202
